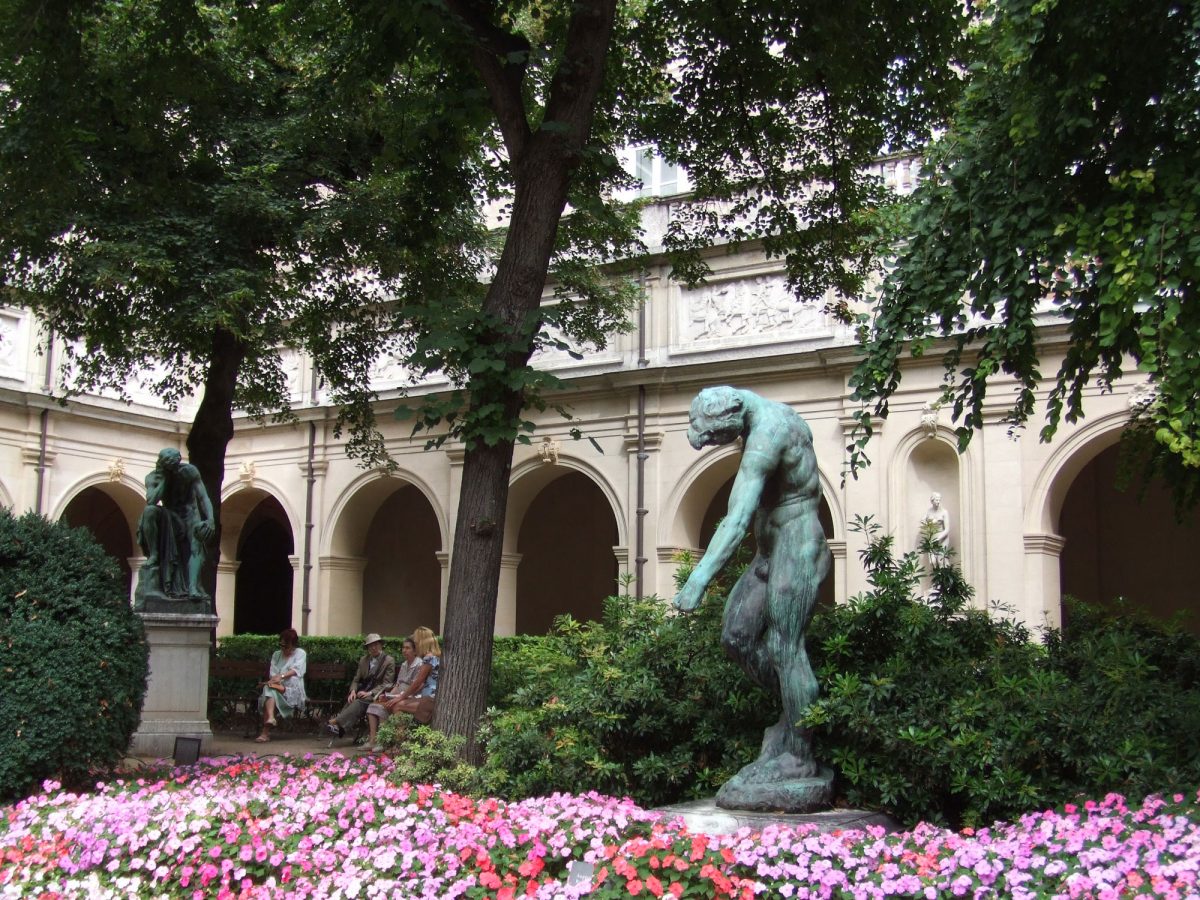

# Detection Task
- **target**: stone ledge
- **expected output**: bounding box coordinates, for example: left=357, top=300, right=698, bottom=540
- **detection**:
left=654, top=797, right=900, bottom=836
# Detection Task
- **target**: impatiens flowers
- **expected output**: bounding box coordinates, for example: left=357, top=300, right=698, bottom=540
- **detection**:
left=1, top=753, right=1197, bottom=898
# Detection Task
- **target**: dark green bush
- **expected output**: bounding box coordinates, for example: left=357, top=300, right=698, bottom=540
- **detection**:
left=803, top=516, right=1200, bottom=828
left=0, top=510, right=148, bottom=801
left=479, top=576, right=773, bottom=807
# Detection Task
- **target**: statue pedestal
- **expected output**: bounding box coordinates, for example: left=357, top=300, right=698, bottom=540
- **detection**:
left=715, top=766, right=835, bottom=814
left=129, top=612, right=218, bottom=759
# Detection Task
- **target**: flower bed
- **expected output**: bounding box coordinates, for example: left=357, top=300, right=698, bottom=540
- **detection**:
left=1, top=754, right=1197, bottom=899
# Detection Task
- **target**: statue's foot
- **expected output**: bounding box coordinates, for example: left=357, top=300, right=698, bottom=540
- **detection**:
left=733, top=751, right=818, bottom=784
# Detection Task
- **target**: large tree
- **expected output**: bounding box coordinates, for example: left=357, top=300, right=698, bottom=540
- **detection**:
left=364, top=0, right=965, bottom=758
left=0, top=0, right=487, bottom=537
left=850, top=0, right=1200, bottom=510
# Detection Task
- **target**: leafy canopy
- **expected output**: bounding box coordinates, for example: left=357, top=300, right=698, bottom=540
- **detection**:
left=850, top=0, right=1200, bottom=509
left=0, top=0, right=488, bottom=464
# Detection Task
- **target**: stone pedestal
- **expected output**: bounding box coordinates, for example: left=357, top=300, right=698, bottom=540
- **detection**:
left=715, top=766, right=835, bottom=813
left=129, top=611, right=218, bottom=759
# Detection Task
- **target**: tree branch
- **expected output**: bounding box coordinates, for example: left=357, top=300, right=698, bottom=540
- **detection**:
left=441, top=0, right=532, bottom=159
left=541, top=0, right=618, bottom=153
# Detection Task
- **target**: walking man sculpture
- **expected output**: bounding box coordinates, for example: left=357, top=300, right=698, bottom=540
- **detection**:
left=675, top=386, right=833, bottom=811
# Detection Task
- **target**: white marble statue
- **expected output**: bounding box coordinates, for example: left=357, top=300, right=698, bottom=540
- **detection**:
left=921, top=492, right=950, bottom=567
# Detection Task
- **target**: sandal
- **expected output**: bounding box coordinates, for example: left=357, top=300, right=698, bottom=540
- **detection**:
left=266, top=717, right=277, bottom=727
left=255, top=734, right=270, bottom=743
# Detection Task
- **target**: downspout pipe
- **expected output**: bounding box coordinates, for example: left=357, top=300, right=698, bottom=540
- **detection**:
left=635, top=281, right=649, bottom=599
left=300, top=419, right=316, bottom=636
left=35, top=330, right=55, bottom=516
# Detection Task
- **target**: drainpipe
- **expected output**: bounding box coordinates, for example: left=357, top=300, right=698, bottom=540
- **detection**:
left=35, top=330, right=55, bottom=515
left=301, top=419, right=317, bottom=636
left=635, top=281, right=649, bottom=599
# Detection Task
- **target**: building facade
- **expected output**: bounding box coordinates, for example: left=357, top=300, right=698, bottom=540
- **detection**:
left=2, top=167, right=1195, bottom=640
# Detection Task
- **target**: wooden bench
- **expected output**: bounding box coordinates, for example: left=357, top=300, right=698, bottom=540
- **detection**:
left=208, top=658, right=351, bottom=735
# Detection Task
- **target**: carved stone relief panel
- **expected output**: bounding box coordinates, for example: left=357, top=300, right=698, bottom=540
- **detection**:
left=672, top=272, right=833, bottom=353
left=0, top=308, right=28, bottom=382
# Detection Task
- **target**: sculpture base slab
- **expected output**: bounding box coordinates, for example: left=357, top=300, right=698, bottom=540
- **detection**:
left=136, top=595, right=213, bottom=617
left=715, top=766, right=835, bottom=813
left=656, top=796, right=899, bottom=836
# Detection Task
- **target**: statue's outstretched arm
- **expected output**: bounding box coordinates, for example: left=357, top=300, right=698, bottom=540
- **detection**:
left=674, top=449, right=772, bottom=611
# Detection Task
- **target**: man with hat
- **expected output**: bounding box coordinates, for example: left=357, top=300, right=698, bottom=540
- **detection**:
left=326, top=633, right=396, bottom=739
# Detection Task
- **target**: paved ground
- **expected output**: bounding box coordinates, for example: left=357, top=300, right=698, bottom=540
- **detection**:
left=125, top=727, right=370, bottom=767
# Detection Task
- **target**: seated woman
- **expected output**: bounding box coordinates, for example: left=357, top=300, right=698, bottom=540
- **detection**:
left=368, top=626, right=440, bottom=751
left=364, top=636, right=421, bottom=749
left=256, top=628, right=307, bottom=742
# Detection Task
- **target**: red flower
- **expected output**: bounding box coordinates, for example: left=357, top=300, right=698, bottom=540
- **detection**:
left=627, top=878, right=643, bottom=895
left=645, top=875, right=664, bottom=897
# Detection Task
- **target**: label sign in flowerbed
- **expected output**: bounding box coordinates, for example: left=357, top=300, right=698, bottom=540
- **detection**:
left=1, top=754, right=1197, bottom=899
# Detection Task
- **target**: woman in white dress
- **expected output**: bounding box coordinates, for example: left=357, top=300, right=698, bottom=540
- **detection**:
left=256, top=628, right=307, bottom=742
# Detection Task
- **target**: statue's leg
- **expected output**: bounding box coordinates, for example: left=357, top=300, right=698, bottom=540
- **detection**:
left=187, top=530, right=210, bottom=598
left=720, top=556, right=776, bottom=695
left=138, top=507, right=159, bottom=565
left=760, top=522, right=830, bottom=775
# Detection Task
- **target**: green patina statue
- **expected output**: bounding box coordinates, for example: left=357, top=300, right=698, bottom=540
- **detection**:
left=675, top=386, right=833, bottom=812
left=134, top=448, right=216, bottom=612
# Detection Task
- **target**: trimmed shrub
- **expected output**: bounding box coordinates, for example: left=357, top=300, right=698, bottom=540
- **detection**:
left=479, top=575, right=773, bottom=806
left=378, top=722, right=488, bottom=796
left=0, top=510, right=148, bottom=801
left=803, top=516, right=1200, bottom=828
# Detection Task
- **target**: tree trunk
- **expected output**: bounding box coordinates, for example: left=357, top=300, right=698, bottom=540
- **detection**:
left=185, top=325, right=246, bottom=598
left=433, top=438, right=518, bottom=760
left=432, top=0, right=618, bottom=763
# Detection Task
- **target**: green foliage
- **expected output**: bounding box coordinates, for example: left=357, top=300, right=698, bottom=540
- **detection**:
left=850, top=0, right=1200, bottom=510
left=0, top=511, right=148, bottom=801
left=479, top=589, right=773, bottom=807
left=804, top=516, right=1200, bottom=828
left=0, top=0, right=489, bottom=468
left=378, top=724, right=489, bottom=797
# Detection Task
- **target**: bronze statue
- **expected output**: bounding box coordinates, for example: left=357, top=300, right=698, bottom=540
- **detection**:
left=134, top=448, right=215, bottom=609
left=675, top=386, right=833, bottom=812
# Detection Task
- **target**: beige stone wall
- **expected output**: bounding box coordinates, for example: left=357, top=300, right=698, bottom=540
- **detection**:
left=1, top=243, right=1191, bottom=639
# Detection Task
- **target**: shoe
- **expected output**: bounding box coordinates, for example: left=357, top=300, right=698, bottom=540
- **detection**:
left=325, top=722, right=343, bottom=738
left=370, top=744, right=384, bottom=753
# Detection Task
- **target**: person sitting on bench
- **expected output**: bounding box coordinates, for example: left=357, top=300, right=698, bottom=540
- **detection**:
left=375, top=626, right=440, bottom=742
left=364, top=634, right=423, bottom=750
left=325, top=633, right=395, bottom=739
left=256, top=628, right=307, bottom=743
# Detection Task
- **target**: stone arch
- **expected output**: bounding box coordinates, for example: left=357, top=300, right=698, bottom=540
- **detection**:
left=55, top=474, right=146, bottom=601
left=324, top=468, right=448, bottom=559
left=507, top=455, right=624, bottom=635
left=322, top=469, right=448, bottom=637
left=218, top=485, right=296, bottom=636
left=1024, top=411, right=1127, bottom=535
left=505, top=454, right=627, bottom=549
left=659, top=444, right=743, bottom=552
left=1029, top=413, right=1200, bottom=632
